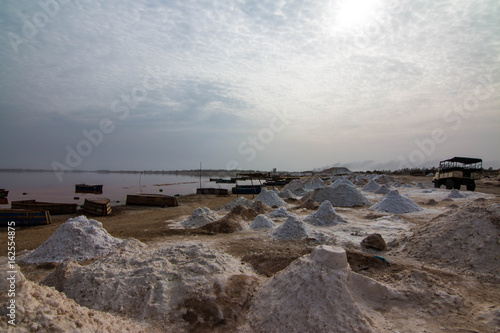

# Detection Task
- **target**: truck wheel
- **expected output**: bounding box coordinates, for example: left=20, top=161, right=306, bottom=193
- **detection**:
left=454, top=182, right=461, bottom=190
left=466, top=183, right=476, bottom=191
left=434, top=181, right=441, bottom=188
left=445, top=179, right=454, bottom=190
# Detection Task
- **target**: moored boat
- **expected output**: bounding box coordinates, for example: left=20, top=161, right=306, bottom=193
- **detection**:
left=231, top=185, right=263, bottom=194
left=75, top=184, right=103, bottom=194
left=0, top=209, right=51, bottom=226
left=11, top=200, right=77, bottom=215
left=126, top=194, right=179, bottom=207
left=0, top=189, right=8, bottom=198
left=196, top=188, right=229, bottom=195
left=83, top=198, right=112, bottom=216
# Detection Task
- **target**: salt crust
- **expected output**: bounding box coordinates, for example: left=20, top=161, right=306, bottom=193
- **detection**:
left=370, top=190, right=423, bottom=214
left=446, top=189, right=465, bottom=198
left=23, top=216, right=122, bottom=264
left=304, top=200, right=346, bottom=226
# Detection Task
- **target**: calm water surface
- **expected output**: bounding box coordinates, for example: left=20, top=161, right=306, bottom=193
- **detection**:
left=0, top=172, right=234, bottom=207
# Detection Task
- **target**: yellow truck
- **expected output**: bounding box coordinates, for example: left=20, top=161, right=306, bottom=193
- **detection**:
left=433, top=157, right=482, bottom=191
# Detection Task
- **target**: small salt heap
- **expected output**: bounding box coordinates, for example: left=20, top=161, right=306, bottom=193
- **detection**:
left=23, top=216, right=122, bottom=263
left=255, top=187, right=287, bottom=207
left=374, top=184, right=391, bottom=194
left=271, top=215, right=311, bottom=240
left=370, top=190, right=423, bottom=214
left=446, top=189, right=465, bottom=199
left=362, top=180, right=381, bottom=192
left=331, top=178, right=355, bottom=188
left=304, top=200, right=346, bottom=226
left=278, top=189, right=298, bottom=199
left=250, top=214, right=276, bottom=229
left=267, top=207, right=294, bottom=218
left=217, top=196, right=253, bottom=211
left=181, top=207, right=219, bottom=228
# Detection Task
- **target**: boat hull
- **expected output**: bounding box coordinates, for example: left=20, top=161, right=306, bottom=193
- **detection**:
left=196, top=188, right=229, bottom=195
left=75, top=184, right=103, bottom=194
left=231, top=185, right=263, bottom=194
left=83, top=198, right=112, bottom=216
left=0, top=209, right=51, bottom=226
left=11, top=200, right=77, bottom=215
left=126, top=194, right=179, bottom=207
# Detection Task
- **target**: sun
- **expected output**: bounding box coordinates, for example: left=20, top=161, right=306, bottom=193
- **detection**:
left=331, top=0, right=383, bottom=30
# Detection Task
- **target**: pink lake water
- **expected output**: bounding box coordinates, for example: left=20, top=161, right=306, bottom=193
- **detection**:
left=0, top=171, right=236, bottom=207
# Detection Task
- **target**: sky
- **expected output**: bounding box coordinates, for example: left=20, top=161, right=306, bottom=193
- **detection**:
left=0, top=0, right=499, bottom=173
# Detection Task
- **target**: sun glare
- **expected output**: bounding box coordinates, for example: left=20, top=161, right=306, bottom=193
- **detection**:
left=333, top=0, right=382, bottom=30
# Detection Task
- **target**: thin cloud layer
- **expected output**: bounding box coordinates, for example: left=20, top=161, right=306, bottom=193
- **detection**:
left=0, top=0, right=499, bottom=172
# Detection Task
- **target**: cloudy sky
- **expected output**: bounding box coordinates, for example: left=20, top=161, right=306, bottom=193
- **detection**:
left=0, top=0, right=499, bottom=172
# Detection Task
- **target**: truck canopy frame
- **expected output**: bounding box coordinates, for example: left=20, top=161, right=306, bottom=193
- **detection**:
left=438, top=157, right=482, bottom=170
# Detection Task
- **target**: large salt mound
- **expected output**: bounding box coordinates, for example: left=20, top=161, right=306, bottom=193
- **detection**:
left=304, top=200, right=346, bottom=226
left=370, top=190, right=422, bottom=214
left=271, top=215, right=311, bottom=240
left=181, top=207, right=219, bottom=228
left=282, top=176, right=324, bottom=195
left=255, top=187, right=287, bottom=207
left=303, top=183, right=370, bottom=207
left=250, top=214, right=276, bottom=229
left=362, top=180, right=381, bottom=192
left=248, top=245, right=400, bottom=332
left=0, top=263, right=152, bottom=332
left=43, top=242, right=259, bottom=330
left=446, top=189, right=465, bottom=198
left=406, top=204, right=500, bottom=282
left=23, top=216, right=122, bottom=264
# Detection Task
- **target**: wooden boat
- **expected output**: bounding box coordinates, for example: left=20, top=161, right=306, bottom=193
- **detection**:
left=126, top=194, right=179, bottom=207
left=11, top=200, right=77, bottom=215
left=75, top=184, right=103, bottom=194
left=83, top=198, right=112, bottom=216
left=209, top=178, right=236, bottom=184
left=0, top=209, right=51, bottom=226
left=196, top=188, right=229, bottom=195
left=0, top=189, right=8, bottom=198
left=231, top=185, right=263, bottom=194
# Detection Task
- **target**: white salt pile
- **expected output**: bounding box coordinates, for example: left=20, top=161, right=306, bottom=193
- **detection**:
left=282, top=176, right=324, bottom=195
left=271, top=215, right=311, bottom=240
left=304, top=183, right=370, bottom=207
left=267, top=207, right=294, bottom=218
left=255, top=187, right=287, bottom=207
left=44, top=242, right=258, bottom=329
left=362, top=180, right=381, bottom=192
left=278, top=189, right=298, bottom=199
left=370, top=190, right=423, bottom=214
left=250, top=214, right=276, bottom=229
left=376, top=174, right=393, bottom=184
left=23, top=216, right=122, bottom=264
left=217, top=196, right=253, bottom=211
left=304, top=200, right=346, bottom=226
left=303, top=176, right=325, bottom=191
left=406, top=203, right=500, bottom=282
left=374, top=184, right=391, bottom=194
left=281, top=179, right=306, bottom=195
left=247, top=245, right=400, bottom=332
left=331, top=178, right=355, bottom=188
left=181, top=207, right=219, bottom=228
left=446, top=189, right=465, bottom=199
left=0, top=263, right=151, bottom=332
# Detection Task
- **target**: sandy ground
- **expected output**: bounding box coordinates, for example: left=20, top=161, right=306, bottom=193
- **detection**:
left=1, top=175, right=500, bottom=332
